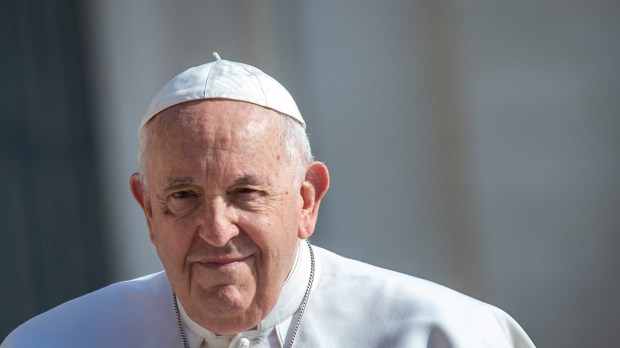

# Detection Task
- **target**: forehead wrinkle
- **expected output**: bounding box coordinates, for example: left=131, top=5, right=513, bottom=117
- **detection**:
left=150, top=101, right=288, bottom=187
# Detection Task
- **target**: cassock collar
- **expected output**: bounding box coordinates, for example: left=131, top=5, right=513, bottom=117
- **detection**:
left=177, top=239, right=312, bottom=348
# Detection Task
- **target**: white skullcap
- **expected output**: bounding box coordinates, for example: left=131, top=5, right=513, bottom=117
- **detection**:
left=140, top=52, right=305, bottom=130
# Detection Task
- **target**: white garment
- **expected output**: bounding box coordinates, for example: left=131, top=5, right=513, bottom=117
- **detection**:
left=1, top=242, right=535, bottom=347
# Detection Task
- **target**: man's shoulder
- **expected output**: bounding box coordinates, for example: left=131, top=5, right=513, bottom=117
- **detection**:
left=313, top=245, right=480, bottom=307
left=315, top=247, right=468, bottom=302
left=310, top=245, right=534, bottom=347
left=2, top=271, right=178, bottom=347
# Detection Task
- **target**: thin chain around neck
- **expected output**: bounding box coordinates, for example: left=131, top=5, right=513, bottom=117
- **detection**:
left=172, top=242, right=316, bottom=348
left=172, top=289, right=190, bottom=348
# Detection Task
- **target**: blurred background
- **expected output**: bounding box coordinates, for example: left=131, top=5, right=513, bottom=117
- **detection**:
left=2, top=0, right=619, bottom=346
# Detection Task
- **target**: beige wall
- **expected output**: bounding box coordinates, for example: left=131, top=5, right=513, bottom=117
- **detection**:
left=87, top=1, right=620, bottom=346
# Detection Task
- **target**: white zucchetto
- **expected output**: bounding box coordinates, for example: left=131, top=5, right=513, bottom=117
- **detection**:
left=140, top=52, right=305, bottom=130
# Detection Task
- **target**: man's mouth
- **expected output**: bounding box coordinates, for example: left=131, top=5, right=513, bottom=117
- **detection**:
left=198, top=255, right=250, bottom=271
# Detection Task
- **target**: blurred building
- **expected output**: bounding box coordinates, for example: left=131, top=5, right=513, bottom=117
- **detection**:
left=2, top=1, right=619, bottom=346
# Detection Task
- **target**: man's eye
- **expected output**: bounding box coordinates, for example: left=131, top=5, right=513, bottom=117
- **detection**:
left=232, top=188, right=262, bottom=202
left=171, top=191, right=193, bottom=199
left=235, top=188, right=257, bottom=195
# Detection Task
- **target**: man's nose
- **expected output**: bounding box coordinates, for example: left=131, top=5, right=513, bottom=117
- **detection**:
left=198, top=200, right=239, bottom=247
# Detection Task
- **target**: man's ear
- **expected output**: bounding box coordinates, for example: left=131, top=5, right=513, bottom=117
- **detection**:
left=298, top=162, right=330, bottom=239
left=130, top=173, right=155, bottom=242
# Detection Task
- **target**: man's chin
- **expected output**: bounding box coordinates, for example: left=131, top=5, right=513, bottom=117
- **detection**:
left=187, top=283, right=251, bottom=315
left=189, top=298, right=262, bottom=335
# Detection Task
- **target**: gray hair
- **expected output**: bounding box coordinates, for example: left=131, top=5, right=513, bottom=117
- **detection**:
left=278, top=113, right=315, bottom=184
left=137, top=112, right=314, bottom=188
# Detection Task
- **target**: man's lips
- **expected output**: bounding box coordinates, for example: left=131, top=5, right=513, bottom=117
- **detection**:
left=195, top=255, right=251, bottom=271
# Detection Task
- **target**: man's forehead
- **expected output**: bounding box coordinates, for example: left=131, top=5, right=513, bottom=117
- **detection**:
left=147, top=102, right=277, bottom=153
left=145, top=103, right=289, bottom=167
left=146, top=106, right=286, bottom=166
left=152, top=99, right=282, bottom=130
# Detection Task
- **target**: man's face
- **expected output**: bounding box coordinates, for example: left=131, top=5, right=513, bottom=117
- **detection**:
left=137, top=100, right=305, bottom=334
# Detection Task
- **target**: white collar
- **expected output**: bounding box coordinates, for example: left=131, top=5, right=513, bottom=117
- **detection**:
left=177, top=240, right=313, bottom=348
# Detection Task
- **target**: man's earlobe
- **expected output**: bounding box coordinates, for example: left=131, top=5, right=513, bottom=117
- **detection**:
left=298, top=162, right=330, bottom=239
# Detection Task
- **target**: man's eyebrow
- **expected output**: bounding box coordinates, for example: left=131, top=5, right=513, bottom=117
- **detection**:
left=232, top=175, right=267, bottom=186
left=163, top=177, right=194, bottom=191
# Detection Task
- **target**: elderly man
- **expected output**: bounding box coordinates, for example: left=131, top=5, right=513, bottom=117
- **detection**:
left=2, top=54, right=535, bottom=347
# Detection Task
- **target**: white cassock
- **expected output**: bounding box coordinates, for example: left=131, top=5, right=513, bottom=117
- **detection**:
left=2, top=241, right=535, bottom=347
